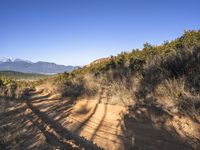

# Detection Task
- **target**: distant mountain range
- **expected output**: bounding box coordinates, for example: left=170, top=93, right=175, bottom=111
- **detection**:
left=0, top=57, right=76, bottom=74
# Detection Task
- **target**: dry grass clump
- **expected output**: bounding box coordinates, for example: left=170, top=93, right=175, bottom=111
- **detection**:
left=0, top=76, right=34, bottom=112
left=0, top=77, right=33, bottom=100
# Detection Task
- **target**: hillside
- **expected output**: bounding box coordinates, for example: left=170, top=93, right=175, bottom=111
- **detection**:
left=0, top=30, right=200, bottom=150
left=0, top=71, right=48, bottom=80
left=46, top=30, right=200, bottom=149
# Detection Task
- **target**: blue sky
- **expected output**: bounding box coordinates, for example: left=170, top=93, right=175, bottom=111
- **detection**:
left=0, top=0, right=200, bottom=65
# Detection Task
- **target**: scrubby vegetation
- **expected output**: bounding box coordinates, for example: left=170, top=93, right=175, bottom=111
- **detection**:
left=0, top=76, right=34, bottom=112
left=0, top=71, right=49, bottom=111
left=45, top=30, right=200, bottom=118
left=54, top=30, right=200, bottom=110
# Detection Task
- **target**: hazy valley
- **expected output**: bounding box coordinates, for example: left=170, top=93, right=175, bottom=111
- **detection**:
left=0, top=58, right=76, bottom=74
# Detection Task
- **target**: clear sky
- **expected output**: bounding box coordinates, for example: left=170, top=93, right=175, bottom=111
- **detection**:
left=0, top=0, right=200, bottom=66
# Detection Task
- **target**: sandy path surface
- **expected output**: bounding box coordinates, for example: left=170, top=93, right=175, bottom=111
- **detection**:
left=30, top=89, right=193, bottom=150
left=64, top=99, right=127, bottom=150
left=0, top=89, right=194, bottom=150
left=30, top=90, right=127, bottom=150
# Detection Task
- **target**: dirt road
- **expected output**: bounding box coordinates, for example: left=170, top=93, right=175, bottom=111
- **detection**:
left=0, top=89, right=194, bottom=150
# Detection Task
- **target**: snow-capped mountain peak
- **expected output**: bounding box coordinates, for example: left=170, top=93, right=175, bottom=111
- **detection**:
left=0, top=57, right=14, bottom=62
left=0, top=57, right=32, bottom=63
